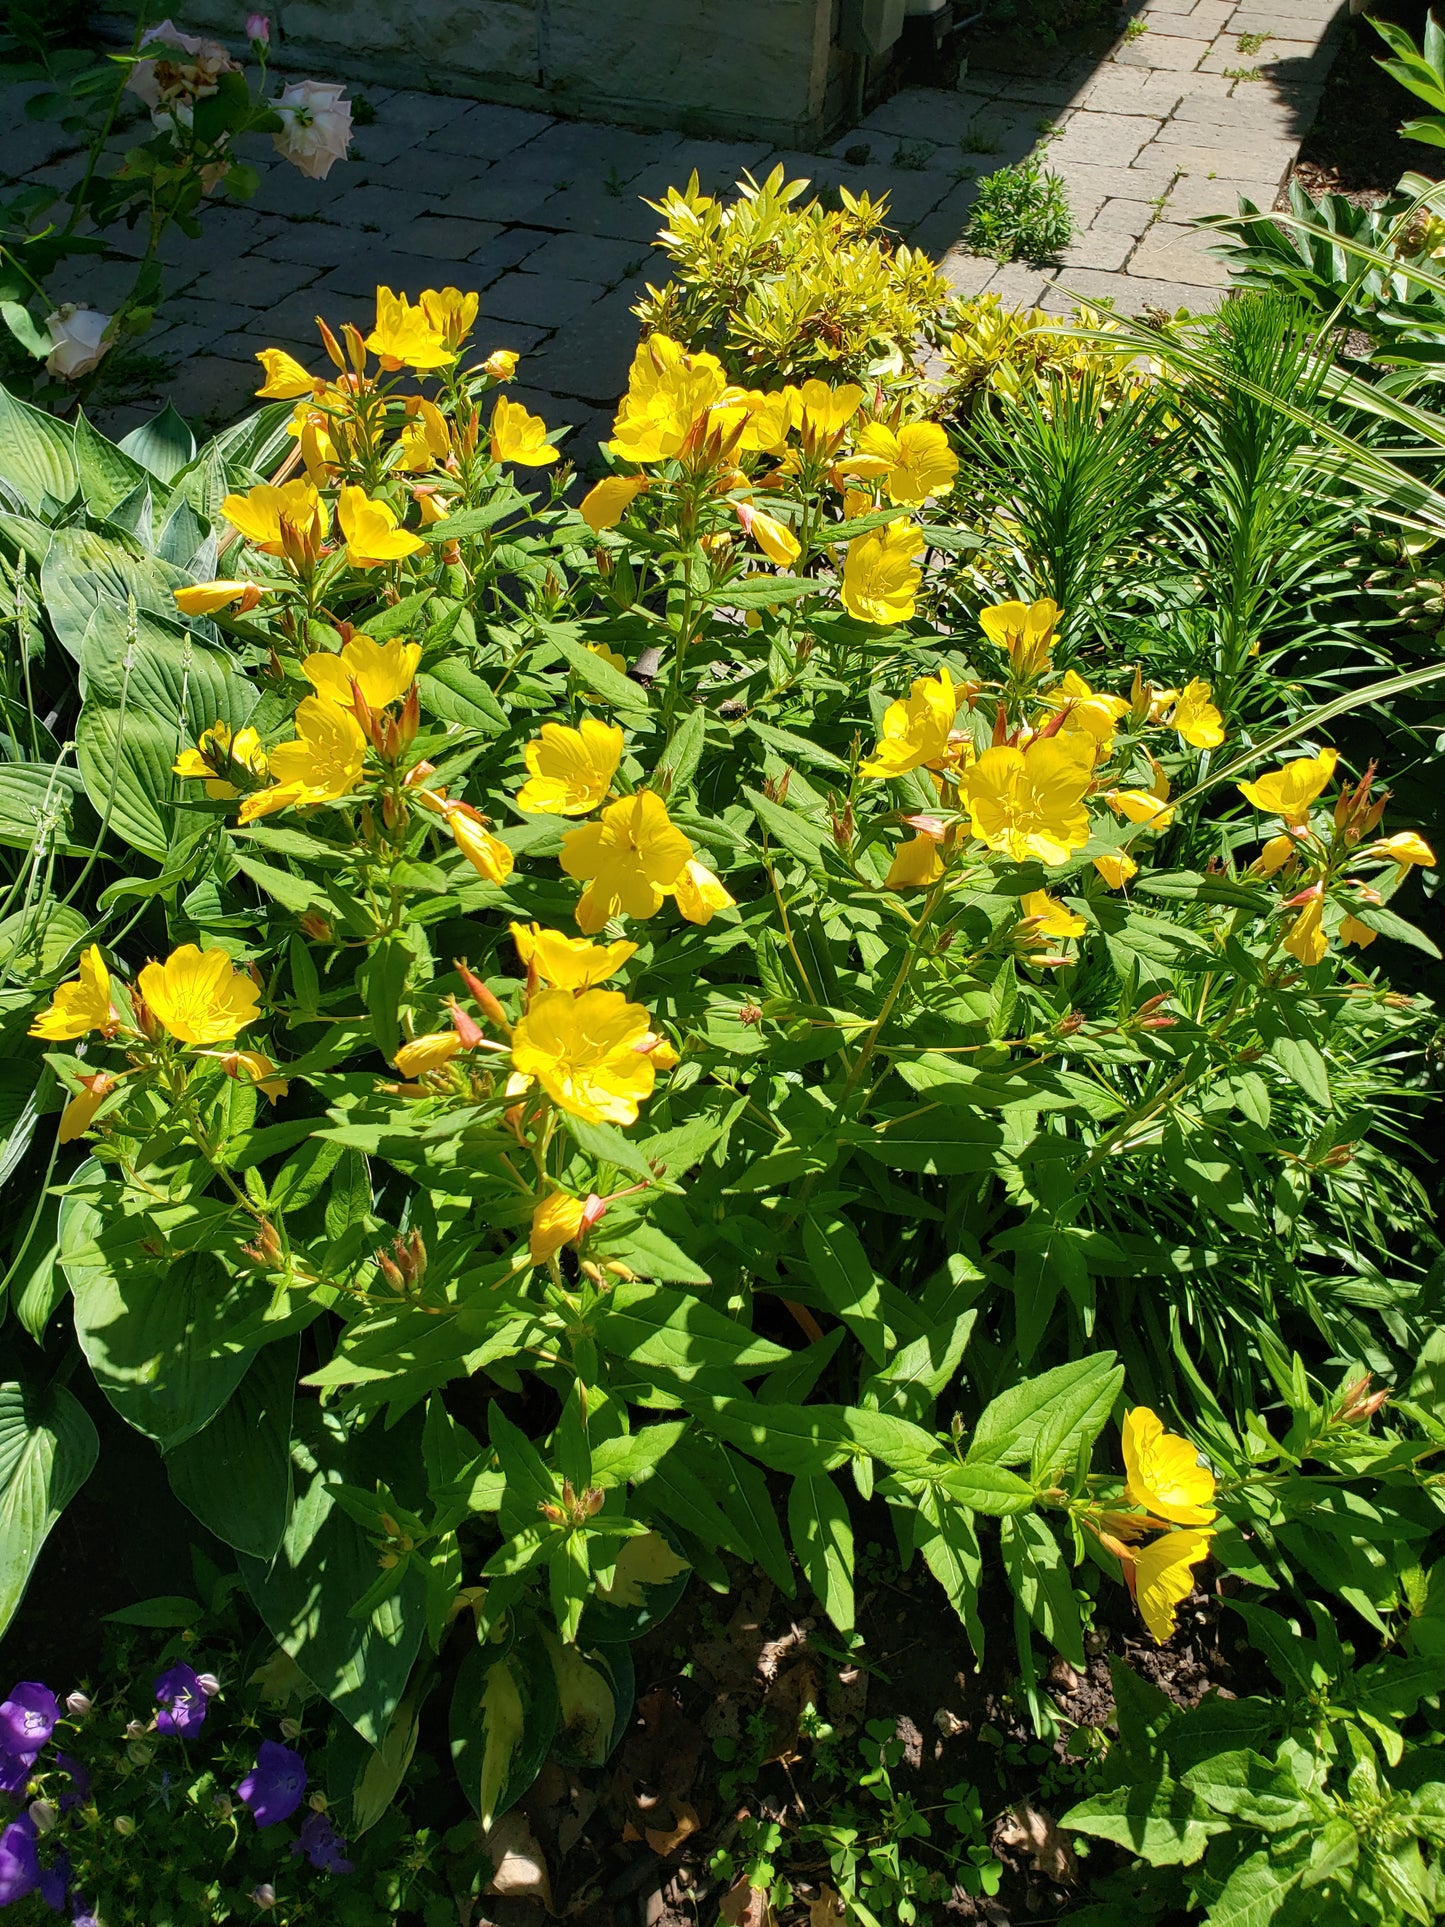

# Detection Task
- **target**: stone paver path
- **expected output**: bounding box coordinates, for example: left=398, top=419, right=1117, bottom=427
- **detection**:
left=4, top=0, right=1344, bottom=455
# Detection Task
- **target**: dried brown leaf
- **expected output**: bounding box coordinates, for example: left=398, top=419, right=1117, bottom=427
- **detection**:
left=484, top=1809, right=554, bottom=1910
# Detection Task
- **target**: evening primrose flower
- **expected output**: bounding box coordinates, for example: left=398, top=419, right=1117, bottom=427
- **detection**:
left=173, top=720, right=269, bottom=799
left=217, top=1050, right=288, bottom=1103
left=1121, top=1406, right=1217, bottom=1526
left=239, top=697, right=366, bottom=822
left=980, top=597, right=1059, bottom=677
left=795, top=378, right=864, bottom=453
left=669, top=858, right=735, bottom=925
left=885, top=833, right=944, bottom=889
left=393, top=1032, right=462, bottom=1077
left=1107, top=787, right=1175, bottom=831
left=610, top=334, right=728, bottom=462
left=529, top=1189, right=590, bottom=1263
left=302, top=635, right=420, bottom=712
left=366, top=286, right=453, bottom=371
left=29, top=945, right=115, bottom=1041
left=861, top=665, right=958, bottom=778
left=580, top=474, right=649, bottom=531
left=560, top=791, right=693, bottom=934
left=841, top=521, right=926, bottom=625
left=254, top=348, right=315, bottom=399
left=1282, top=895, right=1327, bottom=966
left=490, top=395, right=560, bottom=466
left=726, top=385, right=797, bottom=455
left=172, top=580, right=267, bottom=617
left=1365, top=831, right=1435, bottom=870
left=446, top=808, right=515, bottom=884
left=510, top=986, right=657, bottom=1125
left=1340, top=912, right=1378, bottom=948
left=420, top=286, right=479, bottom=350
left=222, top=479, right=327, bottom=555
left=1045, top=670, right=1129, bottom=755
left=516, top=719, right=623, bottom=816
left=395, top=397, right=452, bottom=472
left=1130, top=1528, right=1213, bottom=1643
left=1020, top=891, right=1086, bottom=938
left=60, top=1072, right=116, bottom=1144
left=849, top=420, right=959, bottom=504
left=1093, top=851, right=1137, bottom=889
left=1238, top=746, right=1338, bottom=824
left=733, top=499, right=800, bottom=566
left=1168, top=679, right=1224, bottom=750
left=483, top=348, right=519, bottom=381
left=337, top=486, right=426, bottom=568
left=1252, top=833, right=1297, bottom=877
left=137, top=945, right=260, bottom=1046
left=963, top=736, right=1095, bottom=866
left=512, top=922, right=637, bottom=990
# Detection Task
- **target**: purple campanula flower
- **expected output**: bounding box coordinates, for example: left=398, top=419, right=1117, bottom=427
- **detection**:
left=0, top=1686, right=59, bottom=1759
left=236, top=1741, right=306, bottom=1828
left=290, top=1808, right=354, bottom=1873
left=54, top=1757, right=90, bottom=1813
left=72, top=1905, right=98, bottom=1927
left=38, top=1849, right=70, bottom=1912
left=154, top=1665, right=206, bottom=1737
left=0, top=1812, right=39, bottom=1905
left=0, top=1749, right=36, bottom=1798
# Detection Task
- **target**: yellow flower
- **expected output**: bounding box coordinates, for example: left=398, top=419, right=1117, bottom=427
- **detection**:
left=560, top=790, right=693, bottom=934
left=395, top=397, right=452, bottom=472
left=588, top=642, right=627, bottom=674
left=60, top=1073, right=115, bottom=1144
left=254, top=347, right=315, bottom=399
left=483, top=348, right=519, bottom=381
left=1020, top=890, right=1086, bottom=938
left=1044, top=670, right=1129, bottom=754
left=366, top=286, right=454, bottom=371
left=861, top=665, right=958, bottom=778
left=420, top=285, right=479, bottom=350
left=1122, top=1406, right=1217, bottom=1526
left=303, top=635, right=420, bottom=711
left=796, top=378, right=864, bottom=452
left=529, top=1189, right=589, bottom=1263
left=490, top=394, right=560, bottom=467
left=510, top=986, right=656, bottom=1125
left=138, top=944, right=260, bottom=1046
left=511, top=922, right=637, bottom=990
left=1108, top=788, right=1175, bottom=831
left=736, top=502, right=799, bottom=567
left=1365, top=831, right=1435, bottom=870
left=610, top=334, right=727, bottom=463
left=222, top=479, right=327, bottom=555
left=841, top=521, right=926, bottom=625
left=1282, top=896, right=1327, bottom=965
left=1237, top=747, right=1338, bottom=824
left=447, top=810, right=515, bottom=885
left=1131, top=1528, right=1214, bottom=1644
left=221, top=1049, right=289, bottom=1103
left=29, top=944, right=114, bottom=1041
left=886, top=834, right=944, bottom=888
left=394, top=1032, right=462, bottom=1077
left=1251, top=833, right=1297, bottom=878
left=669, top=858, right=735, bottom=925
left=1093, top=851, right=1137, bottom=890
left=239, top=696, right=366, bottom=823
left=1169, top=679, right=1224, bottom=750
left=724, top=386, right=797, bottom=455
left=516, top=719, right=623, bottom=816
left=174, top=721, right=269, bottom=799
left=979, top=598, right=1059, bottom=678
left=580, top=474, right=649, bottom=531
left=172, top=580, right=267, bottom=616
left=1340, top=912, right=1377, bottom=948
left=337, top=485, right=426, bottom=568
left=963, top=736, right=1095, bottom=866
left=851, top=420, right=959, bottom=504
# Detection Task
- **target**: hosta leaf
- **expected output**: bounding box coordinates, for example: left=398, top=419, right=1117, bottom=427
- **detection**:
left=0, top=1377, right=99, bottom=1639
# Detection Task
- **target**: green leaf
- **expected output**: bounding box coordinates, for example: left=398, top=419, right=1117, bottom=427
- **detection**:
left=0, top=763, right=96, bottom=860
left=1180, top=1750, right=1309, bottom=1834
left=0, top=384, right=77, bottom=509
left=166, top=1339, right=297, bottom=1561
left=788, top=1473, right=854, bottom=1632
left=1206, top=1845, right=1308, bottom=1927
left=418, top=659, right=508, bottom=735
left=450, top=1620, right=558, bottom=1825
left=593, top=1280, right=790, bottom=1379
left=1001, top=1512, right=1084, bottom=1667
left=914, top=1488, right=984, bottom=1660
left=119, top=404, right=197, bottom=484
left=240, top=1405, right=428, bottom=1746
left=1345, top=900, right=1442, bottom=957
left=72, top=411, right=153, bottom=520
left=1062, top=1779, right=1225, bottom=1866
left=1268, top=1035, right=1330, bottom=1109
left=969, top=1356, right=1122, bottom=1471
left=103, top=1594, right=204, bottom=1628
left=1, top=300, right=52, bottom=360
left=544, top=625, right=652, bottom=715
left=802, top=1213, right=889, bottom=1365
left=0, top=1377, right=99, bottom=1640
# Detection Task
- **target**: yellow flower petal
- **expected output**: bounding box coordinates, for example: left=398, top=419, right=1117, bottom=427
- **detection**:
left=979, top=598, right=1059, bottom=677
left=1238, top=747, right=1338, bottom=825
left=1020, top=890, right=1086, bottom=938
left=529, top=1189, right=587, bottom=1263
left=303, top=635, right=420, bottom=711
left=510, top=922, right=637, bottom=990
left=1092, top=851, right=1137, bottom=890
left=490, top=394, right=560, bottom=467
left=670, top=858, right=735, bottom=924
left=963, top=736, right=1094, bottom=866
left=1132, top=1528, right=1214, bottom=1643
left=516, top=719, right=623, bottom=816
left=336, top=485, right=426, bottom=568
left=254, top=347, right=315, bottom=398
left=393, top=1032, right=461, bottom=1077
left=841, top=520, right=926, bottom=626
left=1282, top=896, right=1327, bottom=965
left=137, top=944, right=259, bottom=1046
left=29, top=945, right=113, bottom=1041
left=560, top=791, right=692, bottom=934
left=1122, top=1407, right=1217, bottom=1526
left=885, top=833, right=944, bottom=889
left=580, top=474, right=649, bottom=531
left=1170, top=678, right=1224, bottom=750
left=510, top=986, right=655, bottom=1125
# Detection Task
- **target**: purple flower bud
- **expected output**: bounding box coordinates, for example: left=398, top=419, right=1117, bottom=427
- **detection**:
left=237, top=1741, right=306, bottom=1828
left=250, top=1883, right=276, bottom=1910
left=290, top=1809, right=354, bottom=1874
left=0, top=1684, right=59, bottom=1758
left=154, top=1665, right=207, bottom=1737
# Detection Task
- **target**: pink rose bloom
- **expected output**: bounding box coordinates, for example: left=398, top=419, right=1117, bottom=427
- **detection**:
left=246, top=13, right=270, bottom=42
left=271, top=79, right=352, bottom=180
left=44, top=305, right=113, bottom=381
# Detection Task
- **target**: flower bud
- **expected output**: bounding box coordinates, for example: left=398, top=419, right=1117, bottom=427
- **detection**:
left=279, top=1717, right=303, bottom=1740
left=447, top=998, right=485, bottom=1049
left=250, top=1885, right=276, bottom=1910
left=246, top=12, right=270, bottom=43
left=66, top=1693, right=92, bottom=1718
left=124, top=1721, right=146, bottom=1741
left=114, top=1816, right=136, bottom=1836
left=298, top=911, right=332, bottom=941
left=453, top=959, right=511, bottom=1031
left=196, top=1674, right=221, bottom=1698
left=29, top=1800, right=57, bottom=1834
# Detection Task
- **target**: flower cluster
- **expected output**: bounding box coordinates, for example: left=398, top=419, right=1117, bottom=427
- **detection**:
left=1094, top=1407, right=1219, bottom=1643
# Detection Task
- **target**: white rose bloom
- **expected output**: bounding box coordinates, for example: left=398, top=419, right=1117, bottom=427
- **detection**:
left=271, top=80, right=352, bottom=181
left=44, top=305, right=114, bottom=381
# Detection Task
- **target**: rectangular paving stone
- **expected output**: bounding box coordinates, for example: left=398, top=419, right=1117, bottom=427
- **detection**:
left=484, top=270, right=612, bottom=327
left=524, top=182, right=662, bottom=243
left=860, top=89, right=1006, bottom=145
left=906, top=181, right=981, bottom=258
left=164, top=354, right=267, bottom=427
left=1093, top=195, right=1164, bottom=238
left=1167, top=91, right=1317, bottom=135
left=1051, top=264, right=1221, bottom=311
left=1161, top=168, right=1281, bottom=214
left=1056, top=226, right=1137, bottom=270
left=1113, top=32, right=1214, bottom=69
left=193, top=254, right=327, bottom=309
left=1147, top=120, right=1298, bottom=162
left=936, top=247, right=999, bottom=298
left=467, top=226, right=556, bottom=281
left=423, top=105, right=557, bottom=161
left=1044, top=110, right=1168, bottom=165
left=327, top=182, right=441, bottom=229
left=246, top=166, right=344, bottom=219
left=387, top=215, right=503, bottom=259
left=521, top=286, right=648, bottom=404
left=1050, top=155, right=1186, bottom=201
left=1221, top=9, right=1339, bottom=38
left=363, top=147, right=492, bottom=196
left=315, top=249, right=501, bottom=302
left=1128, top=220, right=1232, bottom=283
left=468, top=318, right=551, bottom=358
left=437, top=169, right=568, bottom=225
left=1077, top=70, right=1191, bottom=115
left=517, top=230, right=652, bottom=286
left=256, top=219, right=388, bottom=268
left=979, top=261, right=1063, bottom=307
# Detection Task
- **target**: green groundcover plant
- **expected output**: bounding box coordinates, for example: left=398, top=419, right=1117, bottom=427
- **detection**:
left=0, top=157, right=1442, bottom=1924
